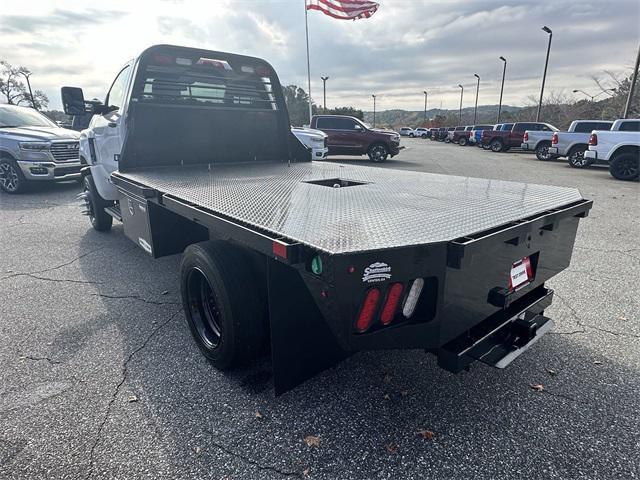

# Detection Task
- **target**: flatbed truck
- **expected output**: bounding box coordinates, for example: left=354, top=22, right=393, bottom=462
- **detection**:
left=62, top=45, right=592, bottom=394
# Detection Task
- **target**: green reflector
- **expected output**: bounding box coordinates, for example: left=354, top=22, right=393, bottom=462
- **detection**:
left=311, top=256, right=323, bottom=275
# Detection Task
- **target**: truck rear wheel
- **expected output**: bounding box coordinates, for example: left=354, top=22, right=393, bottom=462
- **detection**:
left=180, top=240, right=268, bottom=370
left=368, top=143, right=389, bottom=162
left=490, top=139, right=504, bottom=152
left=459, top=137, right=468, bottom=146
left=83, top=175, right=113, bottom=232
left=535, top=141, right=553, bottom=161
left=609, top=152, right=639, bottom=181
left=568, top=146, right=591, bottom=168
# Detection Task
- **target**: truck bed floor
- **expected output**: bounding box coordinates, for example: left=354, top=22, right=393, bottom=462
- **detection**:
left=115, top=162, right=583, bottom=254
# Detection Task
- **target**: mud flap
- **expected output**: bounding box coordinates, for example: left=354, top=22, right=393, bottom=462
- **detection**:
left=268, top=259, right=351, bottom=395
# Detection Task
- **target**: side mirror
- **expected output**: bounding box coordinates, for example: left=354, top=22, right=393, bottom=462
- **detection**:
left=61, top=87, right=87, bottom=115
left=354, top=124, right=364, bottom=132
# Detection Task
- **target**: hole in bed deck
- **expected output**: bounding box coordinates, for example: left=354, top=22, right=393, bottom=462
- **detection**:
left=304, top=178, right=369, bottom=188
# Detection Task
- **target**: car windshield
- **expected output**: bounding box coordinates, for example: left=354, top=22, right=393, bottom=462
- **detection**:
left=0, top=107, right=57, bottom=128
left=362, top=122, right=372, bottom=129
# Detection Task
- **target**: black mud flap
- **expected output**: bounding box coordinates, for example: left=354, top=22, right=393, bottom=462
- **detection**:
left=268, top=259, right=351, bottom=396
left=437, top=287, right=554, bottom=373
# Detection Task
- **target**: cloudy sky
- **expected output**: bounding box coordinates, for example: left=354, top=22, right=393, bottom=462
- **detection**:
left=1, top=0, right=638, bottom=111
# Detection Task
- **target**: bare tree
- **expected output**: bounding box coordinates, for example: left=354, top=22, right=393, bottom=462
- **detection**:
left=0, top=60, right=49, bottom=109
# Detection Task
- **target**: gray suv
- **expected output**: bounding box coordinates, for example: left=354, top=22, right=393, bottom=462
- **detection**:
left=0, top=104, right=82, bottom=193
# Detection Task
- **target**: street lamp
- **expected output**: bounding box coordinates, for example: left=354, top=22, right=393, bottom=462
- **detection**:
left=497, top=56, right=507, bottom=123
left=423, top=90, right=428, bottom=123
left=20, top=70, right=36, bottom=110
left=473, top=74, right=480, bottom=124
left=573, top=88, right=616, bottom=101
left=457, top=84, right=464, bottom=124
left=372, top=94, right=376, bottom=127
left=321, top=76, right=329, bottom=113
left=536, top=25, right=553, bottom=122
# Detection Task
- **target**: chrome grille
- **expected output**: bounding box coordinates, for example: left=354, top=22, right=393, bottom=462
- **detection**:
left=50, top=142, right=80, bottom=162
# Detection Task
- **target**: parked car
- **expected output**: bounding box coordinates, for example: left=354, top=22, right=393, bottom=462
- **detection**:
left=399, top=127, right=415, bottom=137
left=428, top=128, right=439, bottom=140
left=584, top=119, right=640, bottom=180
left=414, top=127, right=430, bottom=139
left=454, top=126, right=484, bottom=146
left=0, top=104, right=82, bottom=193
left=482, top=122, right=554, bottom=153
left=548, top=120, right=614, bottom=168
left=311, top=115, right=402, bottom=162
left=468, top=125, right=495, bottom=146
left=443, top=127, right=457, bottom=143
left=477, top=124, right=513, bottom=148
left=432, top=127, right=447, bottom=141
left=291, top=127, right=328, bottom=160
left=520, top=123, right=560, bottom=160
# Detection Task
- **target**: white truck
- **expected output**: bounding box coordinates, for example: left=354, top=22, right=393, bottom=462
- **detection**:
left=291, top=127, right=328, bottom=159
left=547, top=120, right=614, bottom=168
left=584, top=119, right=640, bottom=181
left=519, top=123, right=559, bottom=160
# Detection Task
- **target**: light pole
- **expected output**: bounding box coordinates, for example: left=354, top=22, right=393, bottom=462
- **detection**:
left=423, top=90, right=428, bottom=123
left=497, top=56, right=507, bottom=123
left=321, top=76, right=329, bottom=113
left=20, top=70, right=36, bottom=110
left=473, top=74, right=480, bottom=124
left=623, top=43, right=640, bottom=119
left=372, top=94, right=376, bottom=127
left=572, top=89, right=615, bottom=102
left=457, top=84, right=464, bottom=124
left=536, top=26, right=552, bottom=122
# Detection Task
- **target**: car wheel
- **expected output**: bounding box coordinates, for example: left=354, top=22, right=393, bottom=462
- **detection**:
left=180, top=240, right=268, bottom=369
left=568, top=147, right=591, bottom=168
left=609, top=152, right=639, bottom=181
left=490, top=139, right=504, bottom=152
left=459, top=137, right=468, bottom=146
left=0, top=158, right=27, bottom=194
left=535, top=142, right=553, bottom=161
left=82, top=175, right=113, bottom=231
left=368, top=143, right=389, bottom=162
left=409, top=133, right=414, bottom=137
left=421, top=134, right=427, bottom=139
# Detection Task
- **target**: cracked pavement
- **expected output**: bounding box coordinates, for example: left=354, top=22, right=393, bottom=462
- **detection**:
left=0, top=140, right=638, bottom=479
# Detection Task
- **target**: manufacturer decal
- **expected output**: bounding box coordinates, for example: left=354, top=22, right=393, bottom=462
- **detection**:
left=362, top=262, right=391, bottom=283
left=138, top=237, right=152, bottom=254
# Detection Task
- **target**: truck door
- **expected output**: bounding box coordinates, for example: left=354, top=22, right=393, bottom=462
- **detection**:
left=90, top=64, right=132, bottom=200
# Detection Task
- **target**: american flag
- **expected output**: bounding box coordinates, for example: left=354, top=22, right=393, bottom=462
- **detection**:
left=306, top=0, right=380, bottom=20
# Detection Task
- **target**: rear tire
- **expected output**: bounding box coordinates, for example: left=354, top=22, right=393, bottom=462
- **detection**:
left=180, top=241, right=268, bottom=369
left=535, top=141, right=553, bottom=161
left=459, top=137, right=468, bottom=146
left=421, top=134, right=427, bottom=139
left=490, top=139, right=504, bottom=152
left=368, top=143, right=389, bottom=162
left=83, top=175, right=113, bottom=232
left=0, top=157, right=28, bottom=194
left=568, top=147, right=592, bottom=168
left=609, top=152, right=639, bottom=181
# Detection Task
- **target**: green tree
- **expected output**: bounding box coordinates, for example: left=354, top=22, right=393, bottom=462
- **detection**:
left=282, top=85, right=317, bottom=126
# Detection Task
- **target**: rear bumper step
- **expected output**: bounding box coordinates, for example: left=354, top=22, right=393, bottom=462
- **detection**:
left=437, top=287, right=554, bottom=373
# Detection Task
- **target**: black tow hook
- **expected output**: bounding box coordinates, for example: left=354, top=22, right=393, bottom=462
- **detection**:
left=512, top=317, right=539, bottom=347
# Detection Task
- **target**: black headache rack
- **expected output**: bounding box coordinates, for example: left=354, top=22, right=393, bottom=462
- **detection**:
left=110, top=45, right=593, bottom=394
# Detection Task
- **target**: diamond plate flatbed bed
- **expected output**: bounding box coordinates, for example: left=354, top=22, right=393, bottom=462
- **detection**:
left=112, top=161, right=584, bottom=255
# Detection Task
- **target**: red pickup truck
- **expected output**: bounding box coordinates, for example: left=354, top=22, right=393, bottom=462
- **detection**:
left=481, top=122, right=556, bottom=152
left=311, top=115, right=402, bottom=162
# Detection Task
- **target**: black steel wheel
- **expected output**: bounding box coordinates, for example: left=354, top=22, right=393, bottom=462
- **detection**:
left=180, top=241, right=268, bottom=370
left=368, top=143, right=389, bottom=162
left=83, top=175, right=113, bottom=231
left=0, top=158, right=27, bottom=194
left=490, top=139, right=504, bottom=152
left=568, top=147, right=591, bottom=168
left=535, top=141, right=553, bottom=161
left=609, top=152, right=639, bottom=181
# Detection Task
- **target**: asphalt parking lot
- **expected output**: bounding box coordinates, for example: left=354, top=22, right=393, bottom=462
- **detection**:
left=1, top=139, right=638, bottom=480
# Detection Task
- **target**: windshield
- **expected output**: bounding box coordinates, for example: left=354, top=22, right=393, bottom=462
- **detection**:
left=0, top=107, right=57, bottom=128
left=362, top=122, right=372, bottom=129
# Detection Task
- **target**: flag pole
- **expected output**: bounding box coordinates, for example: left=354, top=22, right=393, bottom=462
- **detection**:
left=304, top=0, right=313, bottom=125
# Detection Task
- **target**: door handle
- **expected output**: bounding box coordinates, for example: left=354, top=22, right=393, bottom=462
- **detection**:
left=108, top=122, right=117, bottom=128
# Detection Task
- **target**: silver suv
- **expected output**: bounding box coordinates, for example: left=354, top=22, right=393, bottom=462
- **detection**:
left=0, top=104, right=82, bottom=193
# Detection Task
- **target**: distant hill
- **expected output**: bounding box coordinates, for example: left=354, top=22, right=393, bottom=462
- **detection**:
left=363, top=105, right=524, bottom=129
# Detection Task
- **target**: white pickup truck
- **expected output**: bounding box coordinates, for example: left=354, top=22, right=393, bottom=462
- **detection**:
left=584, top=119, right=640, bottom=181
left=548, top=120, right=613, bottom=168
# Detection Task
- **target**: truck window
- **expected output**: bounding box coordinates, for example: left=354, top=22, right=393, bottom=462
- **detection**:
left=619, top=120, right=640, bottom=132
left=315, top=117, right=336, bottom=129
left=332, top=117, right=359, bottom=130
left=106, top=66, right=132, bottom=111
left=513, top=123, right=528, bottom=132
left=574, top=122, right=611, bottom=133
left=502, top=124, right=514, bottom=130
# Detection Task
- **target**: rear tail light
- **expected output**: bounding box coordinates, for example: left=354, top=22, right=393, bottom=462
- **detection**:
left=402, top=278, right=424, bottom=318
left=552, top=133, right=558, bottom=145
left=152, top=54, right=174, bottom=65
left=380, top=283, right=404, bottom=325
left=523, top=132, right=529, bottom=142
left=589, top=133, right=598, bottom=146
left=356, top=288, right=381, bottom=332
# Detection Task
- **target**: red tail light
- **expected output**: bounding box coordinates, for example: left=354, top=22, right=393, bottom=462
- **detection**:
left=380, top=283, right=404, bottom=326
left=356, top=288, right=380, bottom=332
left=552, top=133, right=558, bottom=145
left=589, top=133, right=598, bottom=146
left=152, top=54, right=174, bottom=65
left=523, top=132, right=529, bottom=142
